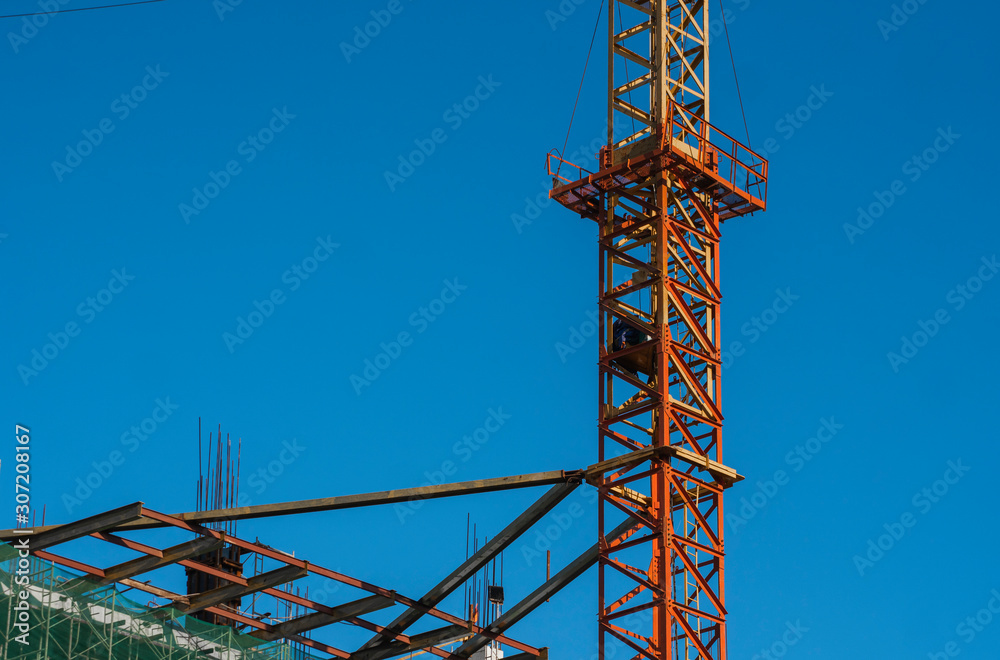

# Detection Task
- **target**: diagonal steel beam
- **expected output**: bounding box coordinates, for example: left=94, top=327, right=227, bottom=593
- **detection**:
left=356, top=482, right=579, bottom=657
left=249, top=594, right=394, bottom=642
left=176, top=564, right=307, bottom=615
left=102, top=535, right=223, bottom=583
left=453, top=518, right=638, bottom=658
left=28, top=502, right=144, bottom=552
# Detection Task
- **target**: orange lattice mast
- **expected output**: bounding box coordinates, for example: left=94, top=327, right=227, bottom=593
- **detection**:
left=547, top=2, right=768, bottom=658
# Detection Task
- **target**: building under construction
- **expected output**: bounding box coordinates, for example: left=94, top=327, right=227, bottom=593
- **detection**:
left=1, top=1, right=766, bottom=659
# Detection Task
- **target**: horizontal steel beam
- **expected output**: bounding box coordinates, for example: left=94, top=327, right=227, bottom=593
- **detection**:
left=585, top=446, right=743, bottom=486
left=0, top=471, right=579, bottom=540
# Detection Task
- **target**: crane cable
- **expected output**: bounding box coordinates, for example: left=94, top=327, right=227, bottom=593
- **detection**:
left=0, top=0, right=163, bottom=19
left=558, top=1, right=754, bottom=168
left=555, top=0, right=605, bottom=179
left=717, top=0, right=752, bottom=149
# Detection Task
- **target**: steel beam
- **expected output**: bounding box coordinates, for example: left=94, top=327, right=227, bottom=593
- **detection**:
left=27, top=502, right=144, bottom=551
left=505, top=651, right=549, bottom=660
left=249, top=594, right=394, bottom=642
left=175, top=564, right=307, bottom=614
left=102, top=535, right=223, bottom=583
left=352, top=624, right=471, bottom=660
left=119, top=578, right=189, bottom=606
left=0, top=471, right=577, bottom=540
left=356, top=482, right=579, bottom=657
left=137, top=506, right=540, bottom=656
left=585, top=446, right=743, bottom=487
left=454, top=518, right=637, bottom=658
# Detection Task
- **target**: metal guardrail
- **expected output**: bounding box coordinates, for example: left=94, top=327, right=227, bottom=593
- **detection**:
left=546, top=104, right=768, bottom=209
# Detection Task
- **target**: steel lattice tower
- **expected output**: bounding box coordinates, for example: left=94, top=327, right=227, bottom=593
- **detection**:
left=548, top=2, right=769, bottom=659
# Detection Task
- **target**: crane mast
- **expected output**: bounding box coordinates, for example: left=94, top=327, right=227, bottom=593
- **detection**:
left=548, top=2, right=769, bottom=658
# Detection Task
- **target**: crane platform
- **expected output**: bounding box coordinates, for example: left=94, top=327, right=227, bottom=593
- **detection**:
left=547, top=101, right=768, bottom=223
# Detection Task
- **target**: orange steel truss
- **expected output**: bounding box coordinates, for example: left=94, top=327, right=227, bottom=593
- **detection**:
left=547, top=2, right=767, bottom=659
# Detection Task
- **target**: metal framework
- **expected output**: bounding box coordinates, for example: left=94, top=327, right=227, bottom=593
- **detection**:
left=7, top=501, right=553, bottom=660
left=0, top=451, right=741, bottom=659
left=0, top=461, right=641, bottom=660
left=0, top=551, right=297, bottom=660
left=547, top=2, right=768, bottom=659
left=2, top=5, right=769, bottom=657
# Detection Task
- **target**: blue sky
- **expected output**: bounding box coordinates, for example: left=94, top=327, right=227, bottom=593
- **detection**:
left=3, top=0, right=1000, bottom=658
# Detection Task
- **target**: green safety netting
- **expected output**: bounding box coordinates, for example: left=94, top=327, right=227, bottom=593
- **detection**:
left=0, top=543, right=323, bottom=660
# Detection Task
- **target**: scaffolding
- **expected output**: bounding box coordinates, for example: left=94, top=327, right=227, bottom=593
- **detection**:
left=0, top=544, right=317, bottom=660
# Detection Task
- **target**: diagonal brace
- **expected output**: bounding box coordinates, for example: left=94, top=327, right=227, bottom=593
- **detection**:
left=356, top=482, right=579, bottom=657
left=453, top=518, right=638, bottom=657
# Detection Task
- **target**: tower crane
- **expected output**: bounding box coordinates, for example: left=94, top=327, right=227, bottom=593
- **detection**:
left=547, top=3, right=769, bottom=658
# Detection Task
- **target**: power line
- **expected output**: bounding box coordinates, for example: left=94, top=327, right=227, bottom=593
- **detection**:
left=0, top=0, right=163, bottom=19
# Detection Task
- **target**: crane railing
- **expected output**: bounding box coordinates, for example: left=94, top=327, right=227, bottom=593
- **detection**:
left=662, top=100, right=768, bottom=206
left=546, top=150, right=595, bottom=187
left=546, top=102, right=768, bottom=215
